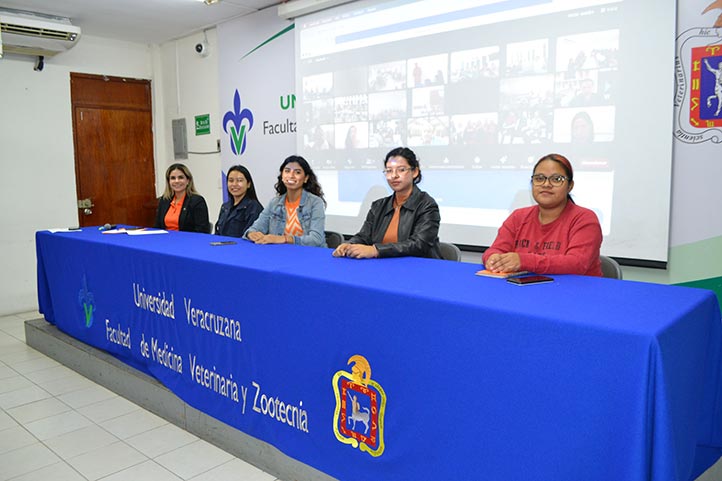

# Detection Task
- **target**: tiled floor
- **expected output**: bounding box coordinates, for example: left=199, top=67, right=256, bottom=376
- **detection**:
left=4, top=311, right=722, bottom=481
left=0, top=311, right=279, bottom=481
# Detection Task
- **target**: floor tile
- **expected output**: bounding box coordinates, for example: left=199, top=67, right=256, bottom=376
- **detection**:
left=100, top=409, right=168, bottom=440
left=155, top=440, right=234, bottom=480
left=3, top=323, right=27, bottom=342
left=187, top=458, right=277, bottom=481
left=0, top=314, right=22, bottom=327
left=97, top=459, right=183, bottom=481
left=7, top=461, right=87, bottom=481
left=77, top=395, right=140, bottom=424
left=58, top=384, right=117, bottom=409
left=66, top=440, right=147, bottom=481
left=24, top=410, right=94, bottom=441
left=0, top=375, right=34, bottom=395
left=45, top=424, right=120, bottom=459
left=0, top=425, right=37, bottom=455
left=0, top=410, right=18, bottom=431
left=23, top=364, right=77, bottom=384
left=125, top=423, right=198, bottom=458
left=0, top=385, right=52, bottom=410
left=0, top=332, right=22, bottom=348
left=16, top=311, right=42, bottom=320
left=36, top=372, right=95, bottom=396
left=0, top=442, right=60, bottom=481
left=0, top=364, right=18, bottom=380
left=11, top=357, right=61, bottom=375
left=0, top=346, right=44, bottom=365
left=7, top=397, right=73, bottom=425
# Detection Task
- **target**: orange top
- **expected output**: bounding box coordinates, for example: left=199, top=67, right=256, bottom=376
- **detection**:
left=382, top=205, right=400, bottom=244
left=382, top=195, right=408, bottom=244
left=284, top=196, right=304, bottom=237
left=164, top=193, right=185, bottom=231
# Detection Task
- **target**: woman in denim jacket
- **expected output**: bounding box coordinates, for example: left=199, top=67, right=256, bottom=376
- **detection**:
left=244, top=156, right=327, bottom=247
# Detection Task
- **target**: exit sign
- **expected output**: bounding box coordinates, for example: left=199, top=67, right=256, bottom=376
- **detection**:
left=195, top=114, right=210, bottom=135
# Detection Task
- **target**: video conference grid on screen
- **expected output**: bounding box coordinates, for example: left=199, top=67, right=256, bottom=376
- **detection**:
left=295, top=0, right=674, bottom=261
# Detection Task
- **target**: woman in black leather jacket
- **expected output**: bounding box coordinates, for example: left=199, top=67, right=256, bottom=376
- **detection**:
left=332, top=147, right=441, bottom=259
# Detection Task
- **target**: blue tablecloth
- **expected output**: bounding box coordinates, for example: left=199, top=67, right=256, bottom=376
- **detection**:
left=36, top=228, right=722, bottom=481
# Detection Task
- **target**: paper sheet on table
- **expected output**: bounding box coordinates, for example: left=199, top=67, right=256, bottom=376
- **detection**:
left=126, top=229, right=168, bottom=235
left=47, top=228, right=82, bottom=233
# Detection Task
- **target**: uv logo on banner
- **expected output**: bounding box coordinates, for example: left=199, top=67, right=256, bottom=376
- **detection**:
left=674, top=5, right=722, bottom=143
left=77, top=274, right=95, bottom=328
left=332, top=355, right=386, bottom=457
left=223, top=90, right=254, bottom=155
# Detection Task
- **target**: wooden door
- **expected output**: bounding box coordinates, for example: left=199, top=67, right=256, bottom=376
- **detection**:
left=71, top=73, right=156, bottom=227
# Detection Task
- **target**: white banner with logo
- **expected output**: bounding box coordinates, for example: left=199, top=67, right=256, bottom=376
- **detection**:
left=672, top=2, right=722, bottom=246
left=217, top=8, right=296, bottom=206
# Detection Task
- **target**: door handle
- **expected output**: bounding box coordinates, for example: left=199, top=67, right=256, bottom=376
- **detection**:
left=78, top=198, right=94, bottom=216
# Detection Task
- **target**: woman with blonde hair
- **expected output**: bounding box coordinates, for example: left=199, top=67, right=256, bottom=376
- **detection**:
left=154, top=163, right=210, bottom=233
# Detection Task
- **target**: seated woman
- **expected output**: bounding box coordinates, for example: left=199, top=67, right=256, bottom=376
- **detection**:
left=214, top=165, right=263, bottom=237
left=333, top=147, right=441, bottom=259
left=482, top=153, right=602, bottom=276
left=154, top=163, right=210, bottom=233
left=244, top=155, right=326, bottom=246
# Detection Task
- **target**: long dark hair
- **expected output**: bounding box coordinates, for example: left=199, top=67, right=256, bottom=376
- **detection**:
left=226, top=165, right=259, bottom=202
left=533, top=153, right=575, bottom=203
left=384, top=147, right=422, bottom=184
left=275, top=155, right=326, bottom=204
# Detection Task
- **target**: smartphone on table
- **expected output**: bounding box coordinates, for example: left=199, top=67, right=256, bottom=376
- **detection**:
left=506, top=275, right=554, bottom=285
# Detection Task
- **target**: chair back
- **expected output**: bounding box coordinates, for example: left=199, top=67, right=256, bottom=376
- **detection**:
left=438, top=242, right=462, bottom=262
left=600, top=255, right=622, bottom=279
left=325, top=231, right=344, bottom=249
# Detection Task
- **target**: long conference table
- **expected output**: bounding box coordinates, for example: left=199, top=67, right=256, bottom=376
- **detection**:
left=36, top=228, right=722, bottom=481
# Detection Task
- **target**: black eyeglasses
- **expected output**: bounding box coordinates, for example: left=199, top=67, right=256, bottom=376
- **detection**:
left=531, top=174, right=569, bottom=186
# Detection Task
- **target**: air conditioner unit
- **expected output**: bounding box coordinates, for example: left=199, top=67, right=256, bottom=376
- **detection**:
left=278, top=0, right=356, bottom=20
left=0, top=10, right=81, bottom=58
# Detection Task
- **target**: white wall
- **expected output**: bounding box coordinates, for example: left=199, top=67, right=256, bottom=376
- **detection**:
left=154, top=30, right=223, bottom=225
left=2, top=3, right=720, bottom=316
left=0, top=35, right=153, bottom=315
left=0, top=29, right=224, bottom=316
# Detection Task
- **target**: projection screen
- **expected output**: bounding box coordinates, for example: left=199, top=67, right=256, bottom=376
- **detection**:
left=295, top=0, right=675, bottom=264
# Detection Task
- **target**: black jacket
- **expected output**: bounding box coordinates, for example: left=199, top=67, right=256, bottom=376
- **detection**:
left=214, top=196, right=263, bottom=238
left=154, top=194, right=210, bottom=233
left=348, top=186, right=441, bottom=259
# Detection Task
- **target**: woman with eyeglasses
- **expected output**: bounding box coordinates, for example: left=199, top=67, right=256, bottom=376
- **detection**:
left=332, top=147, right=441, bottom=259
left=483, top=153, right=602, bottom=276
left=244, top=155, right=327, bottom=247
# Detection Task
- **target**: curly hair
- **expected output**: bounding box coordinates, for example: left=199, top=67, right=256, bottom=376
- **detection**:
left=274, top=155, right=326, bottom=205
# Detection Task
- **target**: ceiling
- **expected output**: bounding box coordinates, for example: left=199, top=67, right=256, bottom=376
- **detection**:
left=0, top=0, right=283, bottom=45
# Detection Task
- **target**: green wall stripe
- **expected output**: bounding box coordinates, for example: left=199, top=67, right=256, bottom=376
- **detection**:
left=674, top=276, right=722, bottom=314
left=241, top=23, right=295, bottom=60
